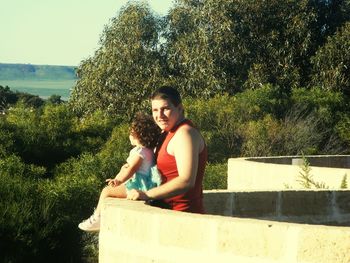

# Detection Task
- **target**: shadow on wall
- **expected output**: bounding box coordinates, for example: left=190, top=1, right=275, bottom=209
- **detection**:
left=203, top=190, right=350, bottom=227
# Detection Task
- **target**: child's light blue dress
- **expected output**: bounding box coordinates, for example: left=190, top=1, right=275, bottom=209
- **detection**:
left=125, top=146, right=162, bottom=192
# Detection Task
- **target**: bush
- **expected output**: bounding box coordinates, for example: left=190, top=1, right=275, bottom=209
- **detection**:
left=335, top=115, right=350, bottom=152
left=291, top=87, right=345, bottom=127
left=0, top=119, right=16, bottom=158
left=239, top=110, right=324, bottom=157
left=0, top=153, right=101, bottom=262
left=310, top=21, right=350, bottom=95
left=185, top=94, right=241, bottom=161
left=97, top=124, right=131, bottom=180
left=4, top=103, right=118, bottom=172
left=203, top=162, right=227, bottom=190
left=0, top=173, right=43, bottom=262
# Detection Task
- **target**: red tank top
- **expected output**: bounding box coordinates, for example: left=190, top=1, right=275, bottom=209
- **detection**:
left=156, top=119, right=207, bottom=213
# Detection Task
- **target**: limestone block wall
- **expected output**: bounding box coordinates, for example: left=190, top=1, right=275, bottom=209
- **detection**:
left=228, top=156, right=350, bottom=190
left=203, top=190, right=350, bottom=225
left=99, top=191, right=350, bottom=263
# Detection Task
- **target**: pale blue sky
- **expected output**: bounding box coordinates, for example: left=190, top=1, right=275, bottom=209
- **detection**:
left=0, top=0, right=174, bottom=66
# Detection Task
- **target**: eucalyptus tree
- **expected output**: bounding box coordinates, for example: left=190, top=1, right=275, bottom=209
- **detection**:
left=165, top=0, right=319, bottom=96
left=164, top=1, right=225, bottom=97
left=310, top=0, right=350, bottom=43
left=69, top=2, right=165, bottom=119
left=310, top=21, right=350, bottom=95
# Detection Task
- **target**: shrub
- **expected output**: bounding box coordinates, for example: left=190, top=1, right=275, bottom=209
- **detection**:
left=97, top=124, right=131, bottom=180
left=239, top=109, right=324, bottom=157
left=185, top=94, right=241, bottom=161
left=0, top=153, right=102, bottom=262
left=203, top=162, right=227, bottom=190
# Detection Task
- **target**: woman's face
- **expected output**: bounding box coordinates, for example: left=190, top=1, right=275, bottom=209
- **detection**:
left=151, top=98, right=183, bottom=132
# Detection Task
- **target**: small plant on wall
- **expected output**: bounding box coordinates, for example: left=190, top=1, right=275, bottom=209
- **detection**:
left=297, top=154, right=328, bottom=189
left=340, top=174, right=348, bottom=189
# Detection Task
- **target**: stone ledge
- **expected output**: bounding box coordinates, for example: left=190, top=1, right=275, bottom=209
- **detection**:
left=228, top=156, right=350, bottom=190
left=204, top=190, right=350, bottom=225
left=99, top=194, right=350, bottom=263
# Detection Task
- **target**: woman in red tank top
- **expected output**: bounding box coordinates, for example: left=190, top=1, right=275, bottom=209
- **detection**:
left=127, top=86, right=207, bottom=213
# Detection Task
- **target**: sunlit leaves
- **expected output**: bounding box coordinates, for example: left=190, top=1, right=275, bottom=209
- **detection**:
left=70, top=2, right=164, bottom=119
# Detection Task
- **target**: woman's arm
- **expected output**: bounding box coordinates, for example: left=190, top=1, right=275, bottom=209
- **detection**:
left=106, top=153, right=143, bottom=187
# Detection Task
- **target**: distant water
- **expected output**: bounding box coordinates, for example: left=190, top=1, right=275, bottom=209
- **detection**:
left=0, top=79, right=76, bottom=101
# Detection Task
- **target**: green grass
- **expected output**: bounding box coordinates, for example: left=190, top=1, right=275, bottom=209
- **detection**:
left=0, top=79, right=75, bottom=100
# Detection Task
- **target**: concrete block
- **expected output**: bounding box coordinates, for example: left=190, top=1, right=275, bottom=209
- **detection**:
left=281, top=191, right=332, bottom=216
left=216, top=219, right=286, bottom=260
left=157, top=213, right=214, bottom=251
left=233, top=192, right=278, bottom=217
left=118, top=209, right=157, bottom=243
left=335, top=191, right=350, bottom=214
left=298, top=226, right=350, bottom=263
left=203, top=190, right=233, bottom=216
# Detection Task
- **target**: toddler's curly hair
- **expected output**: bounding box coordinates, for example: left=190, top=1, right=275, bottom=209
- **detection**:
left=130, top=112, right=161, bottom=148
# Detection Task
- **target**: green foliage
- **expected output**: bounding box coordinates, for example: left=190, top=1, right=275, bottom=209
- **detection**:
left=297, top=155, right=328, bottom=189
left=203, top=162, right=227, bottom=190
left=3, top=103, right=117, bottom=171
left=165, top=1, right=224, bottom=96
left=46, top=94, right=64, bottom=104
left=0, top=149, right=101, bottom=262
left=0, top=118, right=16, bottom=158
left=0, top=85, right=17, bottom=111
left=291, top=87, right=347, bottom=153
left=70, top=2, right=164, bottom=119
left=6, top=103, right=74, bottom=168
left=291, top=87, right=345, bottom=118
left=310, top=21, right=350, bottom=95
left=340, top=174, right=348, bottom=189
left=0, top=157, right=93, bottom=262
left=166, top=0, right=319, bottom=95
left=239, top=108, right=326, bottom=157
left=0, top=155, right=46, bottom=179
left=336, top=115, right=350, bottom=149
left=0, top=84, right=45, bottom=110
left=234, top=84, right=290, bottom=120
left=68, top=0, right=350, bottom=120
left=97, top=124, right=130, bottom=180
left=2, top=1, right=350, bottom=261
left=185, top=94, right=241, bottom=161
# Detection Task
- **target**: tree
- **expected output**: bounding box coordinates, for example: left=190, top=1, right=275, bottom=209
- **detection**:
left=310, top=21, right=350, bottom=95
left=310, top=0, right=350, bottom=44
left=69, top=2, right=165, bottom=119
left=0, top=86, right=17, bottom=112
left=47, top=94, right=63, bottom=104
left=164, top=1, right=225, bottom=97
left=165, top=0, right=319, bottom=95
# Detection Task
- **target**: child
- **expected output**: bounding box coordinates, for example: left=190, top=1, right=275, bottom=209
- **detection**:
left=78, top=112, right=162, bottom=232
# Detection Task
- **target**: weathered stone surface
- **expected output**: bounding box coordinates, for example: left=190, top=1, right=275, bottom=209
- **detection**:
left=336, top=191, right=350, bottom=214
left=233, top=191, right=278, bottom=217
left=281, top=191, right=332, bottom=216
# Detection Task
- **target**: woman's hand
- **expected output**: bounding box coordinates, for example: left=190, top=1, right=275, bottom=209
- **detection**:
left=105, top=178, right=122, bottom=187
left=127, top=189, right=150, bottom=200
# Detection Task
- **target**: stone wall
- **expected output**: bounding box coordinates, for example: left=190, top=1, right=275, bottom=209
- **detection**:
left=99, top=156, right=350, bottom=262
left=204, top=190, right=350, bottom=225
left=228, top=156, right=350, bottom=190
left=99, top=190, right=350, bottom=263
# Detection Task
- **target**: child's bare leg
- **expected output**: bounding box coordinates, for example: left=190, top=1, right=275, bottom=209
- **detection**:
left=79, top=184, right=127, bottom=231
left=95, top=184, right=127, bottom=215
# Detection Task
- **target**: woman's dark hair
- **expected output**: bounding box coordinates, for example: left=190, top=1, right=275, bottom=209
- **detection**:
left=151, top=86, right=182, bottom=106
left=130, top=112, right=161, bottom=148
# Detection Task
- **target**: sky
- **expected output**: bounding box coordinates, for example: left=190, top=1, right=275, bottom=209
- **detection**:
left=0, top=0, right=174, bottom=66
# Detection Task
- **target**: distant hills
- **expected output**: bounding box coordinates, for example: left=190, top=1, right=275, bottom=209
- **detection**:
left=0, top=63, right=77, bottom=80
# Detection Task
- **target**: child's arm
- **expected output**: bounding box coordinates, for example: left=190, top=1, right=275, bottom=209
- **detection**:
left=106, top=153, right=143, bottom=187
